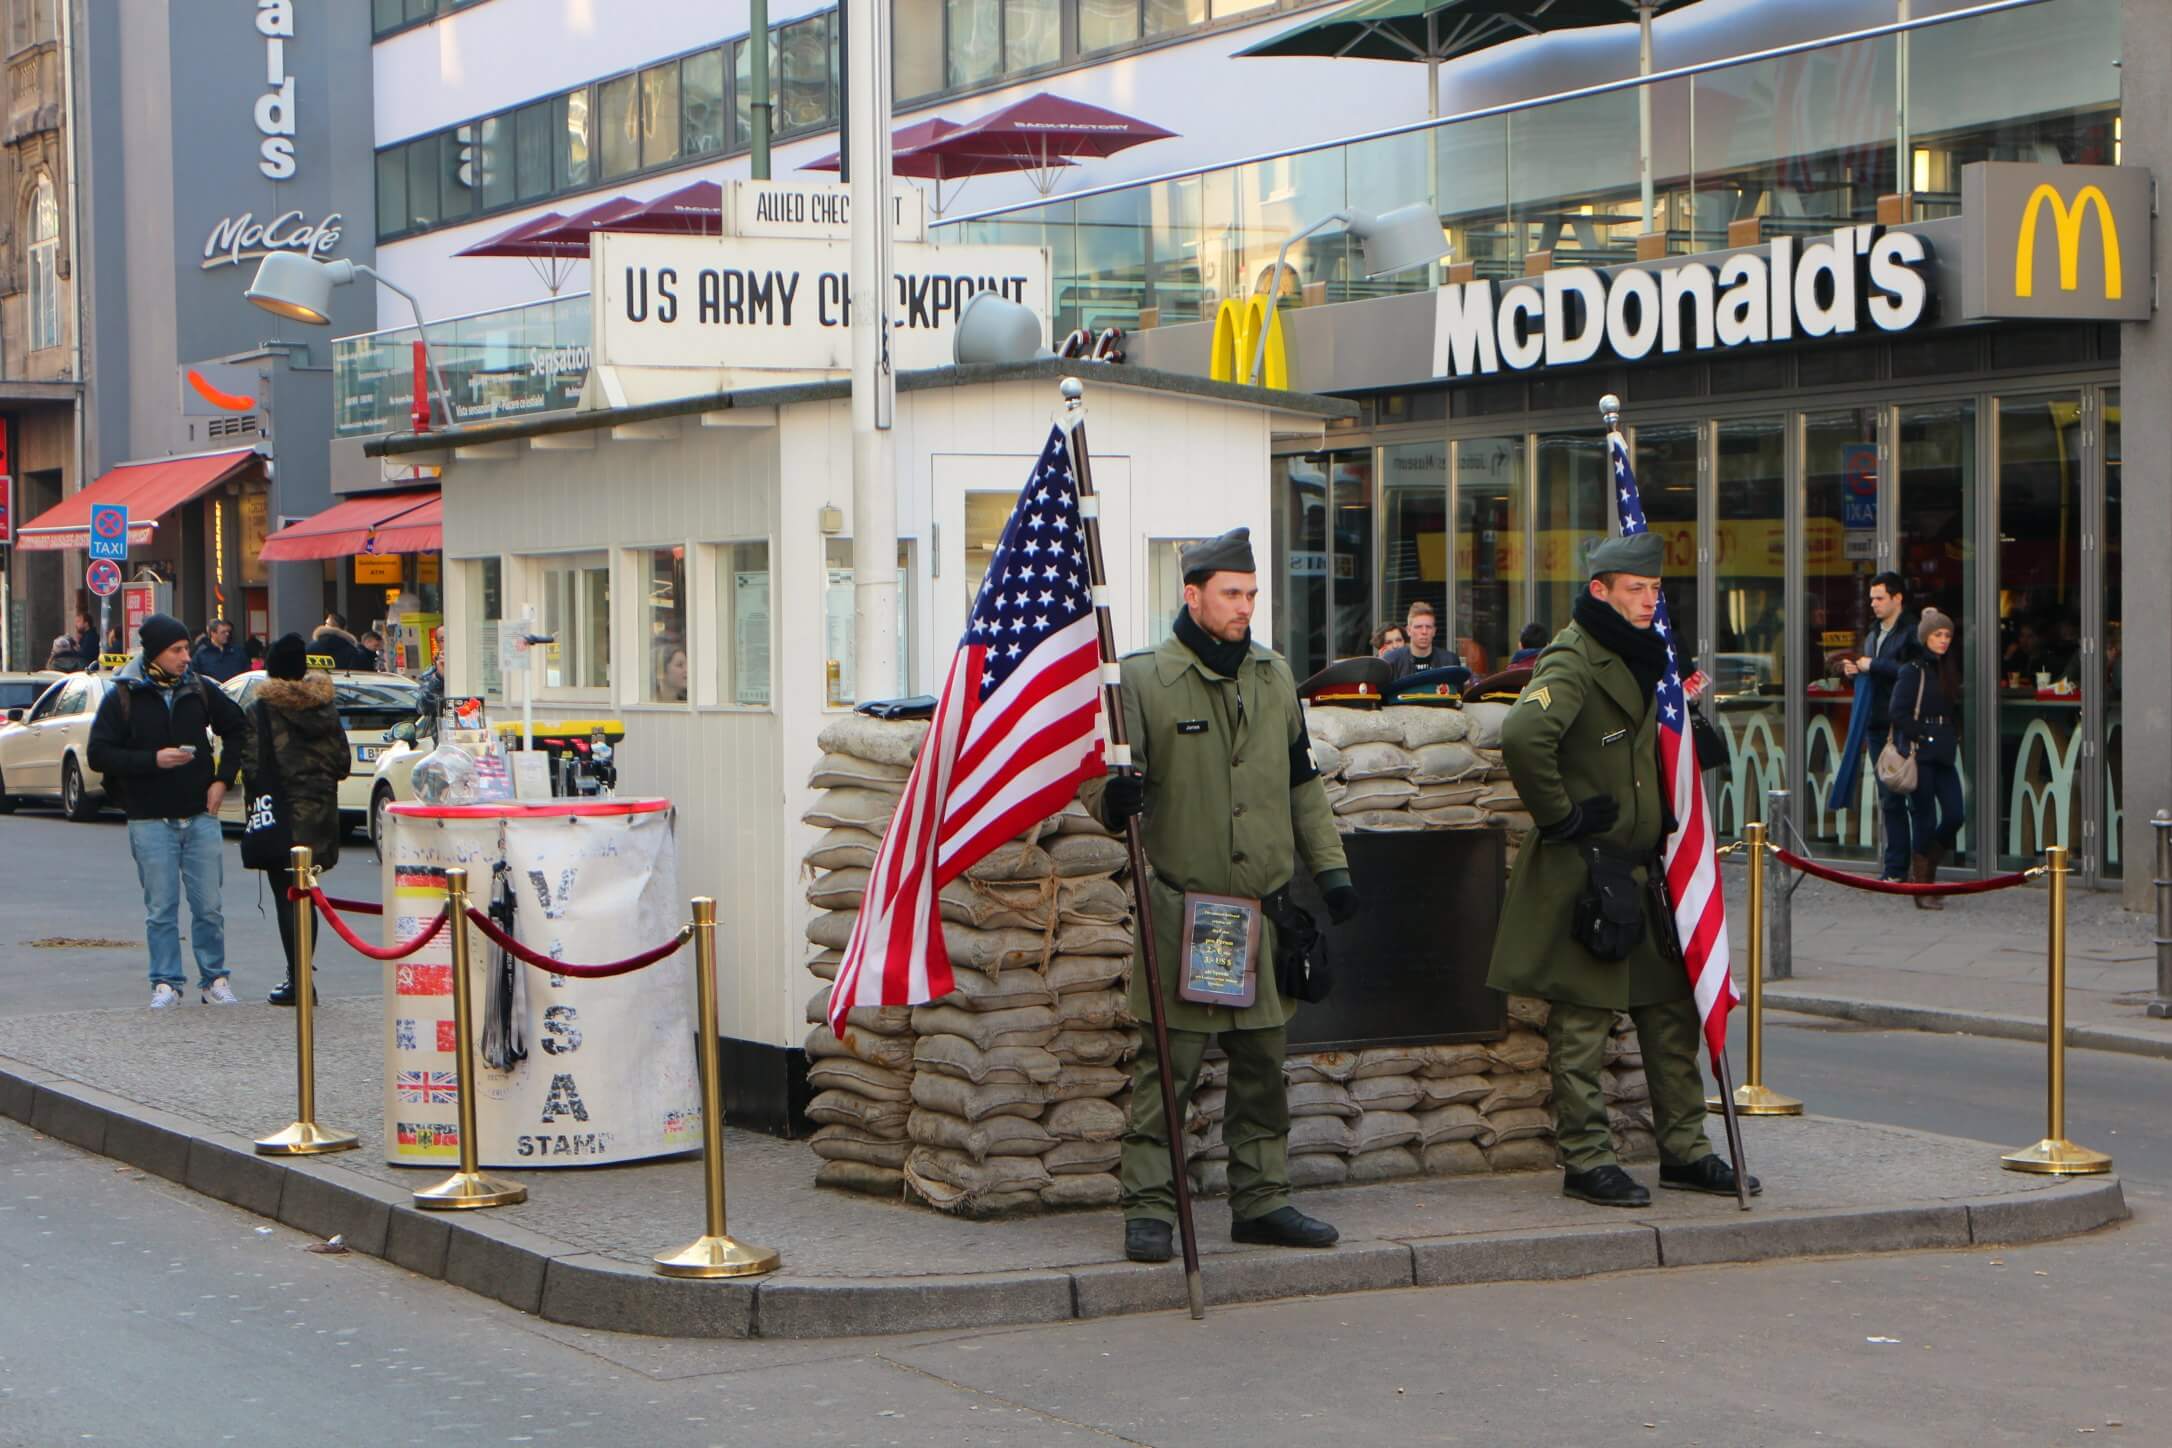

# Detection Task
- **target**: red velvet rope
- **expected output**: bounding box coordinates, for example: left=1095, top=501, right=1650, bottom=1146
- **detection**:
left=286, top=887, right=385, bottom=917
left=305, top=889, right=449, bottom=960
left=1770, top=846, right=2039, bottom=896
left=463, top=906, right=691, bottom=979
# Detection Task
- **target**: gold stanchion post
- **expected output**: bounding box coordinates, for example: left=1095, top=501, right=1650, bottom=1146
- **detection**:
left=256, top=845, right=360, bottom=1155
left=656, top=897, right=778, bottom=1278
left=413, top=867, right=528, bottom=1209
left=1710, top=821, right=1803, bottom=1117
left=2002, top=846, right=2112, bottom=1174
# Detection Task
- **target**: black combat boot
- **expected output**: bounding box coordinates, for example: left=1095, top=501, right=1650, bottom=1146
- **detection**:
left=1659, top=1154, right=1762, bottom=1197
left=1124, top=1219, right=1173, bottom=1263
left=1562, top=1164, right=1651, bottom=1207
left=1230, top=1205, right=1339, bottom=1248
left=266, top=977, right=316, bottom=1007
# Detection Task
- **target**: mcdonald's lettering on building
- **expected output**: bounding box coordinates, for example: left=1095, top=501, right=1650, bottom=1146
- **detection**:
left=1961, top=161, right=2152, bottom=321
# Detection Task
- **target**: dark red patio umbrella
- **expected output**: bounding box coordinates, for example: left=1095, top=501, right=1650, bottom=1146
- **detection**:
left=613, top=180, right=726, bottom=234
left=452, top=210, right=582, bottom=293
left=800, top=116, right=1074, bottom=216
left=936, top=93, right=1176, bottom=192
left=525, top=195, right=647, bottom=249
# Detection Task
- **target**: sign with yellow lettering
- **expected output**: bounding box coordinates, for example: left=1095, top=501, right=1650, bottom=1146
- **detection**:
left=1961, top=161, right=2150, bottom=321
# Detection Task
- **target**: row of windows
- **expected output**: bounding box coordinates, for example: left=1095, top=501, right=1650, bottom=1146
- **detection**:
left=375, top=0, right=1319, bottom=243
left=371, top=0, right=490, bottom=40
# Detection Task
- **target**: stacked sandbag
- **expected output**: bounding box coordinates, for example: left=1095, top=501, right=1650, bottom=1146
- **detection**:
left=1306, top=702, right=1531, bottom=840
left=802, top=715, right=1137, bottom=1214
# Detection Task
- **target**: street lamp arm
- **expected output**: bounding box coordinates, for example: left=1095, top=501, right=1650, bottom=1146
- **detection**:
left=351, top=262, right=457, bottom=432
left=1249, top=210, right=1354, bottom=387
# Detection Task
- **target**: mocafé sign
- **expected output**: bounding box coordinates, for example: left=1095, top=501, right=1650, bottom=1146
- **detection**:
left=1959, top=161, right=2152, bottom=321
left=1434, top=225, right=1932, bottom=378
left=201, top=0, right=343, bottom=270
left=593, top=232, right=1049, bottom=374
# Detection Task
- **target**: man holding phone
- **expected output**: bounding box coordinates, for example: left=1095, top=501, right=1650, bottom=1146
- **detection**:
left=89, top=614, right=249, bottom=1008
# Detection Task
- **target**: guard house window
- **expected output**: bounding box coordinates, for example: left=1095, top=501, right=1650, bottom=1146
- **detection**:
left=640, top=546, right=689, bottom=703
left=26, top=177, right=59, bottom=353
left=464, top=557, right=505, bottom=701
left=538, top=552, right=610, bottom=692
left=715, top=540, right=773, bottom=708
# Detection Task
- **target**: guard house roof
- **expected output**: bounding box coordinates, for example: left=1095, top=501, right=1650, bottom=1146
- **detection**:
left=363, top=359, right=1357, bottom=459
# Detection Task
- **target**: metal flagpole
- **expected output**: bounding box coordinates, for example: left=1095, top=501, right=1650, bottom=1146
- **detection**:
left=847, top=0, right=898, bottom=704
left=1061, top=377, right=1206, bottom=1322
left=1712, top=1047, right=1752, bottom=1211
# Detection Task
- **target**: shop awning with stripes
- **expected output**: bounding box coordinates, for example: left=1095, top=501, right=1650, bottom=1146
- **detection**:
left=14, top=448, right=262, bottom=551
left=258, top=489, right=441, bottom=562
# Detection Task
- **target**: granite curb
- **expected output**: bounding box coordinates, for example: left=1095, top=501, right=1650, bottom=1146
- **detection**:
left=0, top=1056, right=2131, bottom=1341
left=1765, top=989, right=2172, bottom=1060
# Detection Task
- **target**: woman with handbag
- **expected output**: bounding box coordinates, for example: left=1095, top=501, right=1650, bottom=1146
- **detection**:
left=1892, top=609, right=1964, bottom=910
left=244, top=635, right=352, bottom=1004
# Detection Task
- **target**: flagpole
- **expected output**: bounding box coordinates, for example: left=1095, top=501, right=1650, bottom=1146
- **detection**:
left=1061, top=376, right=1207, bottom=1322
left=1712, top=1050, right=1752, bottom=1212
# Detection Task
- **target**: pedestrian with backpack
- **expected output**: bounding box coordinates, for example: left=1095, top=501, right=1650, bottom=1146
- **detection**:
left=87, top=613, right=249, bottom=1008
left=240, top=635, right=352, bottom=1005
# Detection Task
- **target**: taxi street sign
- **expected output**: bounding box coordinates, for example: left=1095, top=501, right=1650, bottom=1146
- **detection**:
left=1961, top=161, right=2152, bottom=321
left=88, top=502, right=129, bottom=561
left=86, top=558, right=121, bottom=597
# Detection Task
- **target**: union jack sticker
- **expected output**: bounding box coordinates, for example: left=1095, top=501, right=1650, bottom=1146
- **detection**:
left=395, top=1070, right=458, bottom=1104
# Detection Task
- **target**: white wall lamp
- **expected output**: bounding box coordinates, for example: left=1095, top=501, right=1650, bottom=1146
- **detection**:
left=245, top=252, right=457, bottom=430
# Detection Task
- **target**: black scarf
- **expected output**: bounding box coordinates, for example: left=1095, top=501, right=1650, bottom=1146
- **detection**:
left=1573, top=592, right=1670, bottom=701
left=1173, top=607, right=1251, bottom=679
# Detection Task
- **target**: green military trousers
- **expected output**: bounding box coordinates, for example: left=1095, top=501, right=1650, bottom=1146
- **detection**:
left=1120, top=1024, right=1291, bottom=1225
left=1544, top=996, right=1714, bottom=1173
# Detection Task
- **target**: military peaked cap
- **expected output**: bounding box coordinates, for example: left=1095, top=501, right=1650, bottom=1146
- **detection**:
left=1298, top=655, right=1391, bottom=709
left=1181, top=527, right=1256, bottom=581
left=1383, top=664, right=1471, bottom=705
left=1587, top=530, right=1665, bottom=578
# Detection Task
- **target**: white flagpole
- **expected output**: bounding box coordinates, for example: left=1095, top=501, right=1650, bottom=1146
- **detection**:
left=849, top=0, right=899, bottom=701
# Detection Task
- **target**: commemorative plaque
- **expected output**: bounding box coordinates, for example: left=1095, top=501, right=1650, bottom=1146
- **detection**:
left=1177, top=891, right=1261, bottom=1007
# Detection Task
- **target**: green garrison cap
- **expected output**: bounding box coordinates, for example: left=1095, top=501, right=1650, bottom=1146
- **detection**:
left=1587, top=530, right=1665, bottom=579
left=1181, top=527, right=1257, bottom=581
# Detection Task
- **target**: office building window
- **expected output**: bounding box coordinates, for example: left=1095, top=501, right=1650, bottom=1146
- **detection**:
left=475, top=114, right=515, bottom=211
left=682, top=50, right=726, bottom=157
left=26, top=176, right=58, bottom=352
left=598, top=73, right=641, bottom=179
left=1006, top=0, right=1060, bottom=70
left=1079, top=0, right=1140, bottom=51
left=641, top=63, right=682, bottom=167
left=733, top=33, right=779, bottom=148
left=780, top=14, right=833, bottom=132
left=895, top=0, right=945, bottom=99
left=375, top=148, right=408, bottom=240
left=947, top=0, right=1001, bottom=87
left=514, top=102, right=554, bottom=201
left=555, top=88, right=593, bottom=190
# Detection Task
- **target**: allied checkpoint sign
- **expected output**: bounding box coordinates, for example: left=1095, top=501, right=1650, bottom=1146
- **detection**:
left=592, top=231, right=1051, bottom=377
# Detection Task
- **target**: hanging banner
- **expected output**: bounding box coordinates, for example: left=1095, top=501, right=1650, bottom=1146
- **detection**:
left=380, top=799, right=698, bottom=1169
left=593, top=232, right=1049, bottom=374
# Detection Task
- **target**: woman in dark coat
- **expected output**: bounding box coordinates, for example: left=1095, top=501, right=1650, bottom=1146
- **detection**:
left=245, top=634, right=352, bottom=1003
left=1893, top=608, right=1964, bottom=909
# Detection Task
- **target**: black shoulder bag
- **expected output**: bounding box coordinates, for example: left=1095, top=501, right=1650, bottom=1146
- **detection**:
left=1262, top=887, right=1333, bottom=1004
left=1571, top=845, right=1648, bottom=962
left=239, top=702, right=295, bottom=871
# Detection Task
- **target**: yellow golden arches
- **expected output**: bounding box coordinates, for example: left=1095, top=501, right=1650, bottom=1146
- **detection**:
left=2014, top=183, right=2121, bottom=300
left=1208, top=296, right=1287, bottom=388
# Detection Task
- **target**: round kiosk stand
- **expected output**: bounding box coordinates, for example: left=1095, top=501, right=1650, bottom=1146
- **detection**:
left=379, top=798, right=701, bottom=1169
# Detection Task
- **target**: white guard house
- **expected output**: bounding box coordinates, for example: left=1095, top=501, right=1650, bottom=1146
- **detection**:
left=368, top=358, right=1353, bottom=1130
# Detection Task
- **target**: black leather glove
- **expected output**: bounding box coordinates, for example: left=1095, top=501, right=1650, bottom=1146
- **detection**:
left=1540, top=794, right=1620, bottom=842
left=1102, top=772, right=1145, bottom=824
left=1323, top=884, right=1361, bottom=925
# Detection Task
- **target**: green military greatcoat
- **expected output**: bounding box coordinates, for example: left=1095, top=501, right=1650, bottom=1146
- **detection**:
left=1082, top=633, right=1350, bottom=1033
left=1485, top=620, right=1691, bottom=1011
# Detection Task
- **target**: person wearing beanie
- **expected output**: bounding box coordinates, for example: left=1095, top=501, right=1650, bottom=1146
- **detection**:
left=243, top=635, right=352, bottom=1005
left=1894, top=607, right=1965, bottom=908
left=86, top=613, right=249, bottom=1008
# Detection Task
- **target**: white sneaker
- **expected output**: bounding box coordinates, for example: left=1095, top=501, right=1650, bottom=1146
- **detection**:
left=201, top=978, right=240, bottom=1006
left=149, top=983, right=182, bottom=1009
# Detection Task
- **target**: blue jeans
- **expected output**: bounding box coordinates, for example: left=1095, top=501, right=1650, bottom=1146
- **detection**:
left=128, top=814, right=228, bottom=988
left=1909, top=760, right=1966, bottom=852
left=1871, top=728, right=1914, bottom=876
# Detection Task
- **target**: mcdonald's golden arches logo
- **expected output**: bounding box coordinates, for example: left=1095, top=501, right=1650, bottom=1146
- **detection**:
left=1962, top=161, right=2149, bottom=322
left=2013, top=183, right=2120, bottom=300
left=1208, top=295, right=1287, bottom=388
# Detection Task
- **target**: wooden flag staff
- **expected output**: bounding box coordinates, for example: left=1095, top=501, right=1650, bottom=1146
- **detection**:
left=1061, top=376, right=1207, bottom=1321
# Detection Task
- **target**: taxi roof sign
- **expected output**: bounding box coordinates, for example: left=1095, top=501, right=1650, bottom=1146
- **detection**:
left=99, top=652, right=133, bottom=671
left=305, top=652, right=337, bottom=671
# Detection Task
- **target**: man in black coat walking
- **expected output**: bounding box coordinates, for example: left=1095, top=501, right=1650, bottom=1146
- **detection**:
left=1838, top=572, right=1917, bottom=882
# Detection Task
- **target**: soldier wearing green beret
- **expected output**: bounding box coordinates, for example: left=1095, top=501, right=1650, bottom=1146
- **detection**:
left=1082, top=527, right=1360, bottom=1263
left=1486, top=532, right=1758, bottom=1206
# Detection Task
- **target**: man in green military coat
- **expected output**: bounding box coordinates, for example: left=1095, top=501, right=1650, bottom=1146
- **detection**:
left=1486, top=532, right=1757, bottom=1207
left=1082, top=528, right=1360, bottom=1263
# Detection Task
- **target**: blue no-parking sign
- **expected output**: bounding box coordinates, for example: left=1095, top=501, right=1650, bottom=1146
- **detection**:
left=88, top=502, right=129, bottom=561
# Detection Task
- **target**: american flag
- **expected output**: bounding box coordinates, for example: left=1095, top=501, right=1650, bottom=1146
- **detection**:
left=1608, top=429, right=1739, bottom=1062
left=396, top=1069, right=459, bottom=1104
left=828, top=423, right=1107, bottom=1033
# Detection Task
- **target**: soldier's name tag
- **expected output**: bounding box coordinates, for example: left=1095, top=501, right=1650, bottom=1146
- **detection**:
left=1176, top=719, right=1209, bottom=735
left=1177, top=891, right=1261, bottom=1008
left=1601, top=728, right=1629, bottom=746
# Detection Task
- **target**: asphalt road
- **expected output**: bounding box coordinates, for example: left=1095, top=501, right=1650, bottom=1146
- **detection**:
left=0, top=808, right=381, bottom=1014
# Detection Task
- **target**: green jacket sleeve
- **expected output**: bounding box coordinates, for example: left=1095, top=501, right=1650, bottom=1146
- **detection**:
left=1281, top=665, right=1348, bottom=885
left=1079, top=656, right=1148, bottom=831
left=1500, top=648, right=1587, bottom=832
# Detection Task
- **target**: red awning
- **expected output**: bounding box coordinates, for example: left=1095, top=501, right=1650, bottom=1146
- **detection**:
left=258, top=489, right=441, bottom=562
left=15, top=448, right=261, bottom=551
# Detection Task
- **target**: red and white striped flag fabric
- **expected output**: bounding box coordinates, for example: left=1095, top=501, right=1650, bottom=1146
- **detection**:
left=828, top=424, right=1107, bottom=1034
left=1607, top=428, right=1739, bottom=1062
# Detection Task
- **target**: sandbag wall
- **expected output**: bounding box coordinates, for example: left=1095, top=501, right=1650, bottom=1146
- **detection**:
left=800, top=708, right=1652, bottom=1218
left=801, top=715, right=1137, bottom=1216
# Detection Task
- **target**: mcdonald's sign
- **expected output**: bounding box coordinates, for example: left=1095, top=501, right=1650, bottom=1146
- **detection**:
left=1208, top=295, right=1288, bottom=388
left=1961, top=161, right=2150, bottom=321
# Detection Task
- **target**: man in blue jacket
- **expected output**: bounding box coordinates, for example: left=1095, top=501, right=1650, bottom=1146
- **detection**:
left=1839, top=573, right=1917, bottom=882
left=88, top=614, right=249, bottom=1008
left=191, top=617, right=251, bottom=683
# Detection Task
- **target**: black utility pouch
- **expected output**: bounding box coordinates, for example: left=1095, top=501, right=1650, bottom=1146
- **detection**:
left=1262, top=887, right=1333, bottom=1004
left=1572, top=846, right=1647, bottom=961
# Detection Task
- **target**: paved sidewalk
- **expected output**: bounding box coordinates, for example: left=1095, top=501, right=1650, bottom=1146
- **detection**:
left=1721, top=859, right=2172, bottom=1057
left=0, top=999, right=2129, bottom=1339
